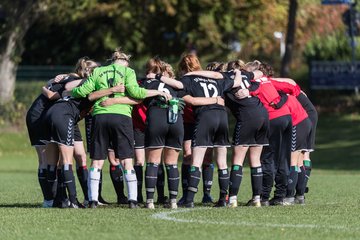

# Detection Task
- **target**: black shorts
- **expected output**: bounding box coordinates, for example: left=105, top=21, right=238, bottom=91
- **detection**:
left=145, top=107, right=184, bottom=150
left=42, top=103, right=77, bottom=146
left=232, top=109, right=269, bottom=146
left=74, top=124, right=83, bottom=142
left=90, top=114, right=134, bottom=160
left=183, top=123, right=195, bottom=142
left=291, top=118, right=312, bottom=152
left=134, top=128, right=145, bottom=149
left=297, top=93, right=318, bottom=150
left=192, top=109, right=230, bottom=147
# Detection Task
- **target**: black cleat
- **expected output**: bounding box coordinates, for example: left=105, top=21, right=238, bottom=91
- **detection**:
left=59, top=199, right=70, bottom=208
left=68, top=202, right=80, bottom=209
left=183, top=201, right=194, bottom=208
left=117, top=196, right=129, bottom=205
left=157, top=196, right=169, bottom=205
left=128, top=200, right=138, bottom=209
left=269, top=197, right=285, bottom=206
left=260, top=199, right=270, bottom=207
left=214, top=199, right=227, bottom=208
left=202, top=194, right=214, bottom=204
left=89, top=201, right=98, bottom=208
left=177, top=196, right=186, bottom=206
left=74, top=199, right=85, bottom=208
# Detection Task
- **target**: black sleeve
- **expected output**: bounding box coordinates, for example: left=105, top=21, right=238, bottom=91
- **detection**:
left=221, top=71, right=235, bottom=80
left=179, top=76, right=192, bottom=95
left=248, top=81, right=260, bottom=92
left=241, top=70, right=254, bottom=80
left=273, top=91, right=288, bottom=109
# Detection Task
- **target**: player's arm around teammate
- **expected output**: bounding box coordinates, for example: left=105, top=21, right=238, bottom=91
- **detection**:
left=71, top=49, right=170, bottom=208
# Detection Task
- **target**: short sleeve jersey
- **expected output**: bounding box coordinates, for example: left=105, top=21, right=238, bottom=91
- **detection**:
left=139, top=78, right=179, bottom=108
left=27, top=76, right=79, bottom=123
left=179, top=74, right=234, bottom=115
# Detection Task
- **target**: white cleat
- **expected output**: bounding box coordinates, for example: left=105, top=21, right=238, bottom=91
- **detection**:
left=146, top=199, right=155, bottom=209
left=170, top=199, right=178, bottom=209
left=228, top=196, right=238, bottom=208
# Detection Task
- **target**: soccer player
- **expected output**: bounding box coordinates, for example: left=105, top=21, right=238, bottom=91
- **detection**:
left=158, top=53, right=263, bottom=207
left=26, top=57, right=98, bottom=207
left=41, top=58, right=99, bottom=208
left=71, top=49, right=171, bottom=208
left=244, top=60, right=292, bottom=206
left=225, top=61, right=269, bottom=208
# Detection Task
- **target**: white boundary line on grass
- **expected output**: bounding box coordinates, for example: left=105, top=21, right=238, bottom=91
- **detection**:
left=151, top=208, right=359, bottom=231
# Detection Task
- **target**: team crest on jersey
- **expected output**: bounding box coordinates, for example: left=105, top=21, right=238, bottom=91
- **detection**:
left=193, top=77, right=217, bottom=84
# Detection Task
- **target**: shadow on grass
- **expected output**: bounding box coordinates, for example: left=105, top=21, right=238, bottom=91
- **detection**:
left=0, top=203, right=40, bottom=208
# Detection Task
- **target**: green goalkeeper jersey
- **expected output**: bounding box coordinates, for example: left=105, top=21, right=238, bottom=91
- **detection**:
left=71, top=64, right=147, bottom=117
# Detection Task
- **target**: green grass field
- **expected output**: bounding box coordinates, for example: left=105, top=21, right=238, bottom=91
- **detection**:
left=1, top=114, right=360, bottom=240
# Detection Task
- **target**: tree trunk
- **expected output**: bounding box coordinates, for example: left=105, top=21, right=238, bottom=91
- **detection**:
left=0, top=0, right=41, bottom=104
left=280, top=0, right=298, bottom=77
left=0, top=31, right=18, bottom=104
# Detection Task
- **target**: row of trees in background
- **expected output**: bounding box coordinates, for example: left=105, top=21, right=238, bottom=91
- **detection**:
left=0, top=0, right=351, bottom=104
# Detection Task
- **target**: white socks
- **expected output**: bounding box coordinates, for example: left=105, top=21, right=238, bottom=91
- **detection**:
left=125, top=170, right=138, bottom=202
left=88, top=168, right=101, bottom=202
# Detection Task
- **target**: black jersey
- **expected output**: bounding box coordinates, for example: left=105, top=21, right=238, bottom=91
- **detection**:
left=179, top=74, right=234, bottom=115
left=26, top=76, right=80, bottom=124
left=139, top=78, right=179, bottom=108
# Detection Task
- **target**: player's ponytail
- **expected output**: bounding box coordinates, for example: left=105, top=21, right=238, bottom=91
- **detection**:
left=111, top=47, right=131, bottom=66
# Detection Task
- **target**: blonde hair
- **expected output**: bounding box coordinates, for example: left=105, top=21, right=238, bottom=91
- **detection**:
left=227, top=59, right=245, bottom=71
left=206, top=62, right=221, bottom=71
left=111, top=48, right=131, bottom=64
left=244, top=60, right=261, bottom=72
left=163, top=62, right=175, bottom=78
left=74, top=57, right=99, bottom=78
left=178, top=53, right=202, bottom=76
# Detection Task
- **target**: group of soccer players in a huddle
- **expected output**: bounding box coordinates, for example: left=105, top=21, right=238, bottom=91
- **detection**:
left=26, top=48, right=317, bottom=209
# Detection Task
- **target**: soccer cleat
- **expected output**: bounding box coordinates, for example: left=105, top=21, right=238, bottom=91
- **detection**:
left=59, top=199, right=71, bottom=208
left=260, top=200, right=270, bottom=207
left=183, top=201, right=194, bottom=208
left=68, top=202, right=80, bottom=209
left=169, top=199, right=178, bottom=209
left=83, top=200, right=89, bottom=208
left=156, top=196, right=169, bottom=205
left=283, top=197, right=295, bottom=206
left=128, top=200, right=138, bottom=209
left=74, top=199, right=85, bottom=208
left=228, top=196, right=238, bottom=208
left=146, top=199, right=155, bottom=209
left=42, top=200, right=54, bottom=208
left=177, top=196, right=186, bottom=206
left=214, top=199, right=227, bottom=208
left=246, top=198, right=261, bottom=207
left=117, top=196, right=129, bottom=205
left=269, top=197, right=285, bottom=206
left=89, top=201, right=98, bottom=209
left=201, top=194, right=214, bottom=204
left=294, top=195, right=305, bottom=205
